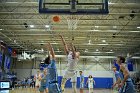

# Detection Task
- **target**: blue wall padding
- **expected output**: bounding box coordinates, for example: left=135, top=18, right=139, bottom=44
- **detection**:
left=78, top=77, right=113, bottom=88
left=57, top=76, right=113, bottom=89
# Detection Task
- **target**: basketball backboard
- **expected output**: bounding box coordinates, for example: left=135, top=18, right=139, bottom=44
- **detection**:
left=39, top=0, right=109, bottom=14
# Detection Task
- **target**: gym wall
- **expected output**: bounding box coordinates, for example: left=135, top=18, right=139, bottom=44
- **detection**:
left=12, top=58, right=139, bottom=88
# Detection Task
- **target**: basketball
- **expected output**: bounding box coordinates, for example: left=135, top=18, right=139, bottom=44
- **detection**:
left=53, top=16, right=60, bottom=22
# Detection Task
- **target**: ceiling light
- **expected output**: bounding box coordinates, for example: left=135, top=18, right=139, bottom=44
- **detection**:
left=95, top=26, right=99, bottom=28
left=96, top=49, right=99, bottom=51
left=45, top=25, right=50, bottom=28
left=108, top=1, right=114, bottom=4
left=0, top=29, right=3, bottom=30
left=18, top=59, right=21, bottom=61
left=93, top=30, right=99, bottom=31
left=137, top=27, right=140, bottom=29
left=108, top=1, right=111, bottom=4
left=89, top=40, right=91, bottom=43
left=41, top=61, right=44, bottom=64
left=57, top=49, right=60, bottom=52
left=0, top=40, right=3, bottom=42
left=88, top=40, right=91, bottom=44
left=51, top=42, right=58, bottom=44
left=85, top=49, right=88, bottom=52
left=113, top=26, right=117, bottom=28
left=110, top=50, right=113, bottom=51
left=41, top=48, right=44, bottom=52
left=102, top=40, right=106, bottom=42
left=30, top=25, right=34, bottom=28
left=14, top=40, right=16, bottom=43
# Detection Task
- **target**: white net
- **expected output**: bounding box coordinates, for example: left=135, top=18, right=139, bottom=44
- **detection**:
left=67, top=15, right=79, bottom=30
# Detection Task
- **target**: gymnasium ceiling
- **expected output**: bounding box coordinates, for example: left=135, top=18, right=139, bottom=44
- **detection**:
left=0, top=0, right=140, bottom=57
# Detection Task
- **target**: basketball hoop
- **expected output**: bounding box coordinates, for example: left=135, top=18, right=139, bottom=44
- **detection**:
left=67, top=15, right=79, bottom=30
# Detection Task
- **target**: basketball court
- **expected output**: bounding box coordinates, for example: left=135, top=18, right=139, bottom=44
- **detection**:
left=0, top=0, right=140, bottom=93
left=6, top=88, right=118, bottom=93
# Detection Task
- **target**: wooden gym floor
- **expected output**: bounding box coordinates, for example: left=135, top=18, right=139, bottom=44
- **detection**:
left=1, top=88, right=119, bottom=93
left=1, top=88, right=139, bottom=93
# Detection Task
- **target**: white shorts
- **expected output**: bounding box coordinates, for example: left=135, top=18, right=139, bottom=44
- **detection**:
left=88, top=83, right=93, bottom=88
left=63, top=70, right=77, bottom=82
left=80, top=83, right=84, bottom=89
left=35, top=80, right=41, bottom=87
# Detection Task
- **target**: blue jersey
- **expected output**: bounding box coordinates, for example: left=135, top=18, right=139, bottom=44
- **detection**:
left=48, top=59, right=58, bottom=82
left=40, top=74, right=49, bottom=87
left=80, top=74, right=84, bottom=83
left=115, top=71, right=120, bottom=80
left=119, top=69, right=135, bottom=93
left=80, top=74, right=84, bottom=88
left=47, top=59, right=61, bottom=93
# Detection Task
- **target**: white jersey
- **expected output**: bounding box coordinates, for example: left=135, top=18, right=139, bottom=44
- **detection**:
left=67, top=51, right=78, bottom=71
left=88, top=78, right=94, bottom=88
left=35, top=74, right=41, bottom=86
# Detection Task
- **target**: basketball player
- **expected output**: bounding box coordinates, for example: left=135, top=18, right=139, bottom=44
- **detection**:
left=86, top=75, right=95, bottom=93
left=79, top=71, right=84, bottom=93
left=116, top=56, right=136, bottom=93
left=112, top=66, right=121, bottom=91
left=59, top=35, right=80, bottom=93
left=34, top=70, right=42, bottom=92
left=44, top=42, right=61, bottom=93
left=39, top=69, right=49, bottom=93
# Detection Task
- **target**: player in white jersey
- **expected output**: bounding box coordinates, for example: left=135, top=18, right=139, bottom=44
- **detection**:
left=34, top=70, right=42, bottom=93
left=59, top=35, right=80, bottom=93
left=87, top=75, right=95, bottom=93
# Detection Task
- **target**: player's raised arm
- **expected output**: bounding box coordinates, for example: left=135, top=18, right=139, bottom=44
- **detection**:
left=59, top=35, right=69, bottom=55
left=47, top=42, right=55, bottom=59
left=70, top=43, right=76, bottom=58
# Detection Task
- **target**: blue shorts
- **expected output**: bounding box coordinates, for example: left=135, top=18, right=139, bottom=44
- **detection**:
left=119, top=81, right=136, bottom=93
left=80, top=83, right=84, bottom=89
left=39, top=86, right=47, bottom=92
left=39, top=83, right=48, bottom=92
left=48, top=83, right=61, bottom=93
